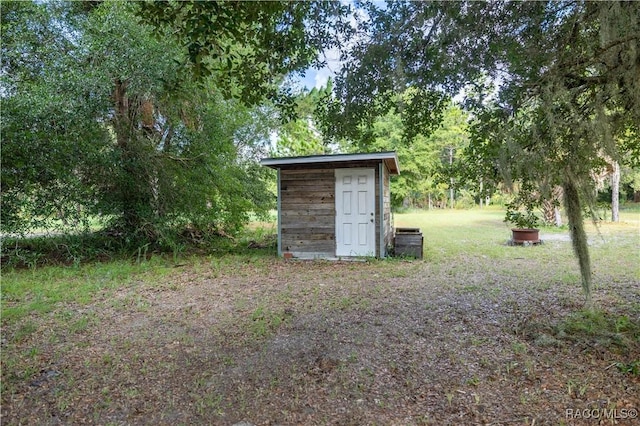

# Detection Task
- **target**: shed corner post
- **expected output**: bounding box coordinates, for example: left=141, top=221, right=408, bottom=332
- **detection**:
left=277, top=168, right=282, bottom=257
left=378, top=162, right=385, bottom=258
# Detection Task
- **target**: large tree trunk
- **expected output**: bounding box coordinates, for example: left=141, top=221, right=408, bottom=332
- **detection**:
left=113, top=79, right=152, bottom=234
left=541, top=199, right=556, bottom=225
left=541, top=186, right=563, bottom=227
left=611, top=161, right=620, bottom=222
left=542, top=186, right=562, bottom=227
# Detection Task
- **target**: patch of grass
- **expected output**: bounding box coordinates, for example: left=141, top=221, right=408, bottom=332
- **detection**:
left=566, top=379, right=589, bottom=398
left=193, top=391, right=224, bottom=416
left=1, top=232, right=125, bottom=269
left=511, top=341, right=528, bottom=355
left=461, top=284, right=482, bottom=294
left=615, top=360, right=640, bottom=376
left=69, top=313, right=98, bottom=334
left=330, top=295, right=356, bottom=311
left=249, top=305, right=292, bottom=338
left=555, top=308, right=640, bottom=351
left=395, top=208, right=640, bottom=302
left=394, top=208, right=510, bottom=260
left=1, top=257, right=173, bottom=325
left=466, top=376, right=480, bottom=386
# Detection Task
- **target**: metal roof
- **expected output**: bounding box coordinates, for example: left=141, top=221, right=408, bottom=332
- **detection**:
left=260, top=151, right=400, bottom=175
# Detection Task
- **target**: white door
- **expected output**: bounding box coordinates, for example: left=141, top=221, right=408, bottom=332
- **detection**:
left=335, top=168, right=376, bottom=257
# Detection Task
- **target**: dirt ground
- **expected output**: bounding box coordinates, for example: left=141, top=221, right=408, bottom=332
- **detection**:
left=2, top=249, right=639, bottom=425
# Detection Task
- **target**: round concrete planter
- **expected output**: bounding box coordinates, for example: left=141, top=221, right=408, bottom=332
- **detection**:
left=511, top=228, right=540, bottom=244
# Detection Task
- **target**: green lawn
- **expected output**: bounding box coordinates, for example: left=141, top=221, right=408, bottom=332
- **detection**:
left=396, top=206, right=639, bottom=269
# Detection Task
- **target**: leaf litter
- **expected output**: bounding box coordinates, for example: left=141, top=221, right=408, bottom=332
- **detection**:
left=1, top=254, right=638, bottom=425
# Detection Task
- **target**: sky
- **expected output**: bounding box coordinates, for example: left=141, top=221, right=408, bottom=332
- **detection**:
left=299, top=67, right=334, bottom=90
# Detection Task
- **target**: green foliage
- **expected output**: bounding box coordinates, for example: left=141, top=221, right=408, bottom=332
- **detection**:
left=271, top=85, right=332, bottom=157
left=1, top=1, right=110, bottom=234
left=0, top=219, right=278, bottom=270
left=137, top=1, right=351, bottom=117
left=1, top=233, right=122, bottom=269
left=502, top=181, right=545, bottom=228
left=1, top=1, right=276, bottom=245
left=618, top=164, right=640, bottom=200
left=615, top=361, right=640, bottom=376
left=344, top=101, right=470, bottom=208
left=504, top=206, right=540, bottom=230
left=322, top=1, right=454, bottom=143
left=249, top=305, right=292, bottom=338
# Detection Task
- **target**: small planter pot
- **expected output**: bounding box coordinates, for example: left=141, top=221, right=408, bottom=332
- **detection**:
left=511, top=228, right=540, bottom=244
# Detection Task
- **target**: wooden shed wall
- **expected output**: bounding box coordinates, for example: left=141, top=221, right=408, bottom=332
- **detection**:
left=279, top=168, right=336, bottom=257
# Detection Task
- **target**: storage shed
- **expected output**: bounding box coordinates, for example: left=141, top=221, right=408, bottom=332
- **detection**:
left=261, top=151, right=400, bottom=259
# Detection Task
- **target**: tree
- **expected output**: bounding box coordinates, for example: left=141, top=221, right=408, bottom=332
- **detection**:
left=1, top=1, right=276, bottom=244
left=271, top=84, right=332, bottom=157
left=461, top=2, right=639, bottom=304
left=341, top=99, right=470, bottom=209
left=1, top=1, right=110, bottom=234
left=326, top=1, right=640, bottom=303
left=428, top=105, right=470, bottom=209
left=137, top=1, right=352, bottom=116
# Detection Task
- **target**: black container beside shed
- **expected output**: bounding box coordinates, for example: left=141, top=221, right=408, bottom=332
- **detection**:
left=394, top=228, right=423, bottom=259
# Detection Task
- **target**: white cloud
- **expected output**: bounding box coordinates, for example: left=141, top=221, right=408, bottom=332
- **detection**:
left=313, top=67, right=333, bottom=89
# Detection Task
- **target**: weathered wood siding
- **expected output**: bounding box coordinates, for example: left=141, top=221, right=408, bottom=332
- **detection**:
left=279, top=168, right=336, bottom=258
left=372, top=163, right=393, bottom=258
left=383, top=164, right=393, bottom=255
